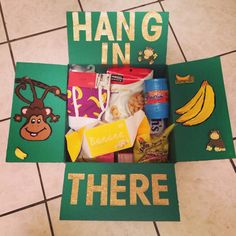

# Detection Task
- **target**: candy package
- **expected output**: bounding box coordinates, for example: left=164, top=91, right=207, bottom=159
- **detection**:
left=67, top=70, right=111, bottom=130
left=104, top=67, right=153, bottom=122
left=133, top=123, right=175, bottom=163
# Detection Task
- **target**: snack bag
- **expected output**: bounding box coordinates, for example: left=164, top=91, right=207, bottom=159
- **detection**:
left=134, top=123, right=175, bottom=163
left=67, top=70, right=111, bottom=130
left=105, top=67, right=153, bottom=122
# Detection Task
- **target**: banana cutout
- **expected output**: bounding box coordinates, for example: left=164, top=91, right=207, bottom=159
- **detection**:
left=176, top=80, right=215, bottom=126
left=175, top=74, right=194, bottom=84
left=15, top=147, right=28, bottom=160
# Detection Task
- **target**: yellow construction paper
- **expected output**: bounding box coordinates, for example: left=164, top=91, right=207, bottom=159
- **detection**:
left=66, top=127, right=85, bottom=162
left=85, top=119, right=131, bottom=157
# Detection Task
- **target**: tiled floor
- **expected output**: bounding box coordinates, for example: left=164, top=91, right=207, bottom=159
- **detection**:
left=0, top=0, right=235, bottom=236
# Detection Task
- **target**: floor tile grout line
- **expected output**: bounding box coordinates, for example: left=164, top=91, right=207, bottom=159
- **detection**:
left=158, top=0, right=187, bottom=62
left=0, top=40, right=7, bottom=45
left=47, top=194, right=62, bottom=202
left=217, top=50, right=236, bottom=57
left=0, top=117, right=11, bottom=122
left=0, top=200, right=46, bottom=218
left=36, top=163, right=55, bottom=236
left=122, top=0, right=163, bottom=11
left=153, top=221, right=161, bottom=236
left=8, top=25, right=67, bottom=44
left=77, top=0, right=84, bottom=12
left=0, top=1, right=15, bottom=69
left=0, top=194, right=62, bottom=218
left=229, top=159, right=236, bottom=173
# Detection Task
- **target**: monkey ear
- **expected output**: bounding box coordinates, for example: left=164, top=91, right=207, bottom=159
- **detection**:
left=21, top=107, right=28, bottom=115
left=45, top=108, right=52, bottom=115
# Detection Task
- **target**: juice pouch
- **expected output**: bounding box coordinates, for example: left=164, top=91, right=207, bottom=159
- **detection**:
left=105, top=67, right=153, bottom=122
left=67, top=71, right=111, bottom=130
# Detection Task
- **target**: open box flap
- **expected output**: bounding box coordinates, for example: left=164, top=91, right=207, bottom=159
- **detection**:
left=167, top=57, right=235, bottom=162
left=66, top=11, right=169, bottom=65
left=60, top=162, right=180, bottom=221
left=6, top=62, right=68, bottom=162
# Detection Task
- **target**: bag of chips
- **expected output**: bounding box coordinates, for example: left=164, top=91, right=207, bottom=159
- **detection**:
left=104, top=67, right=153, bottom=122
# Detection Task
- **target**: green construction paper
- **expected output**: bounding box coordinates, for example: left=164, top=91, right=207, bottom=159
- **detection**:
left=60, top=163, right=180, bottom=221
left=67, top=11, right=169, bottom=65
left=168, top=57, right=235, bottom=162
left=6, top=62, right=68, bottom=162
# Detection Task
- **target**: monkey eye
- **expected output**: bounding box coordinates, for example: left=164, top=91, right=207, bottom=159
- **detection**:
left=37, top=119, right=41, bottom=124
left=31, top=119, right=36, bottom=124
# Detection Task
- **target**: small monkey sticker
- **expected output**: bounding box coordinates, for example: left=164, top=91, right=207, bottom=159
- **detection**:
left=138, top=47, right=158, bottom=64
left=206, top=130, right=226, bottom=152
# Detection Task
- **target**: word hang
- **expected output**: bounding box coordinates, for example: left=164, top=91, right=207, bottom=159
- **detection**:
left=72, top=12, right=163, bottom=64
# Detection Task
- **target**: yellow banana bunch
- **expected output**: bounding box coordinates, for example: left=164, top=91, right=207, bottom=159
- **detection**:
left=176, top=80, right=215, bottom=126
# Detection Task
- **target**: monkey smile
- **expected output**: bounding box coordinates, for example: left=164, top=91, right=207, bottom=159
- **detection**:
left=25, top=127, right=46, bottom=137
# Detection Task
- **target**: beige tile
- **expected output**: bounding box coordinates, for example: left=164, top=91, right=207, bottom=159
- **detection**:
left=0, top=121, right=44, bottom=214
left=1, top=0, right=79, bottom=39
left=49, top=198, right=157, bottom=236
left=39, top=163, right=65, bottom=198
left=0, top=204, right=51, bottom=236
left=0, top=45, right=15, bottom=119
left=162, top=0, right=236, bottom=61
left=0, top=160, right=43, bottom=214
left=221, top=53, right=236, bottom=137
left=130, top=3, right=185, bottom=64
left=166, top=29, right=185, bottom=65
left=0, top=161, right=44, bottom=214
left=157, top=160, right=236, bottom=236
left=233, top=141, right=236, bottom=166
left=0, top=120, right=10, bottom=163
left=80, top=0, right=156, bottom=11
left=12, top=28, right=68, bottom=65
left=0, top=15, right=6, bottom=42
left=128, top=1, right=161, bottom=12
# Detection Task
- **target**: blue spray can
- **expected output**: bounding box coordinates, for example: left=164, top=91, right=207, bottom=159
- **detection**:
left=144, top=78, right=169, bottom=135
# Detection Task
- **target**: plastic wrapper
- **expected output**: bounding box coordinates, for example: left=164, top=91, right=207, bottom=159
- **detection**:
left=134, top=123, right=175, bottom=163
left=104, top=67, right=153, bottom=122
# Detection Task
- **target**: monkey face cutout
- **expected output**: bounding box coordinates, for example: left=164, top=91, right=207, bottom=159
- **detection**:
left=209, top=131, right=220, bottom=140
left=20, top=115, right=52, bottom=141
left=14, top=77, right=64, bottom=142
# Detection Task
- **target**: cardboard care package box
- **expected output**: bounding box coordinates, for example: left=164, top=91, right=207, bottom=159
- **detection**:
left=6, top=12, right=236, bottom=221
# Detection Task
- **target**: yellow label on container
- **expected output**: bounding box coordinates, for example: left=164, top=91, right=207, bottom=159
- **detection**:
left=85, top=120, right=131, bottom=157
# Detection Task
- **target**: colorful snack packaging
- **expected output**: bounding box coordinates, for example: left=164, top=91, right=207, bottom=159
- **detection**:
left=67, top=71, right=111, bottom=130
left=104, top=67, right=153, bottom=122
left=133, top=123, right=175, bottom=163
